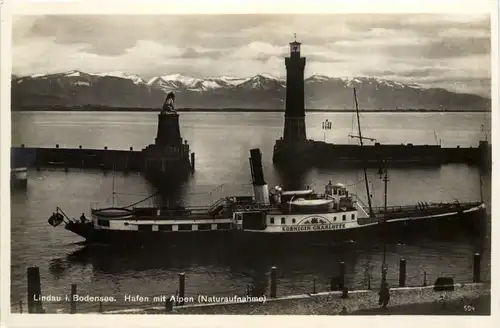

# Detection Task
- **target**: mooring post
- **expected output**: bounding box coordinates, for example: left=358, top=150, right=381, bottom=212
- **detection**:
left=473, top=253, right=481, bottom=283
left=190, top=152, right=196, bottom=172
left=27, top=266, right=42, bottom=313
left=165, top=298, right=173, bottom=313
left=270, top=266, right=277, bottom=298
left=423, top=271, right=427, bottom=286
left=341, top=286, right=349, bottom=299
left=339, top=261, right=345, bottom=290
left=178, top=273, right=185, bottom=306
left=99, top=299, right=103, bottom=313
left=312, top=278, right=316, bottom=294
left=19, top=300, right=23, bottom=313
left=399, top=258, right=406, bottom=287
left=70, top=284, right=77, bottom=313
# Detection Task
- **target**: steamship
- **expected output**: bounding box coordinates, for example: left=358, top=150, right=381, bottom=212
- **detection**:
left=48, top=148, right=485, bottom=246
left=48, top=89, right=486, bottom=247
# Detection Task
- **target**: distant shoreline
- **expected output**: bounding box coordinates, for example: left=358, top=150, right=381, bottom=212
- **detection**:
left=11, top=107, right=490, bottom=113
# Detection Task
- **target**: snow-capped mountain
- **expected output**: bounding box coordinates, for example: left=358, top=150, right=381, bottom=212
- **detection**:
left=11, top=70, right=490, bottom=110
left=95, top=71, right=146, bottom=85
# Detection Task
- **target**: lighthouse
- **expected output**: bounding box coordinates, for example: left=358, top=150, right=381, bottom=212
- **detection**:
left=272, top=35, right=311, bottom=167
left=283, top=35, right=307, bottom=142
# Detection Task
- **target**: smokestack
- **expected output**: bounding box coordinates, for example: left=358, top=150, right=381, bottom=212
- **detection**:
left=249, top=148, right=270, bottom=205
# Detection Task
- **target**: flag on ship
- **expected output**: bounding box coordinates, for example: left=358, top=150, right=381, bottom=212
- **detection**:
left=48, top=212, right=64, bottom=227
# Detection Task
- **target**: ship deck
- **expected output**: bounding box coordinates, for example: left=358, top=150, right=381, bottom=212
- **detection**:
left=357, top=201, right=484, bottom=225
left=265, top=207, right=357, bottom=215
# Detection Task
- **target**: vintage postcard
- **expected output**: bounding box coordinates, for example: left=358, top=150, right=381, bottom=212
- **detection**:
left=1, top=0, right=497, bottom=327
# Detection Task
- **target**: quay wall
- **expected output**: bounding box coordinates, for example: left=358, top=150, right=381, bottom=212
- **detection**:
left=273, top=140, right=491, bottom=168
left=104, top=283, right=490, bottom=315
left=11, top=146, right=144, bottom=171
left=19, top=253, right=487, bottom=314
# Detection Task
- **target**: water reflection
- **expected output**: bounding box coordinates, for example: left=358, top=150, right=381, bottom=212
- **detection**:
left=272, top=165, right=310, bottom=190
left=49, top=227, right=486, bottom=293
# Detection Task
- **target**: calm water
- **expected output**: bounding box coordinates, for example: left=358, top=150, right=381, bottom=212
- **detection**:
left=10, top=111, right=491, bottom=313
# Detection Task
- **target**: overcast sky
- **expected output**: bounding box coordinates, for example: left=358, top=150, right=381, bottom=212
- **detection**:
left=12, top=14, right=491, bottom=96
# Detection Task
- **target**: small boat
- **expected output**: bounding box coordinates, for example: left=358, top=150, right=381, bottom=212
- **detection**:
left=288, top=198, right=333, bottom=207
left=11, top=167, right=27, bottom=188
left=281, top=189, right=313, bottom=197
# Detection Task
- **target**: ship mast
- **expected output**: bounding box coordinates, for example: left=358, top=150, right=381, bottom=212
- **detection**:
left=112, top=165, right=116, bottom=207
left=353, top=88, right=374, bottom=217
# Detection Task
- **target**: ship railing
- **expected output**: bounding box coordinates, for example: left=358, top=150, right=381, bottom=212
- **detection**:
left=368, top=201, right=482, bottom=215
left=208, top=198, right=226, bottom=213
left=185, top=207, right=212, bottom=213
left=233, top=203, right=278, bottom=212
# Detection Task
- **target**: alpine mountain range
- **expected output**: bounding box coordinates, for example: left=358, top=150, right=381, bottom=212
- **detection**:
left=11, top=70, right=490, bottom=111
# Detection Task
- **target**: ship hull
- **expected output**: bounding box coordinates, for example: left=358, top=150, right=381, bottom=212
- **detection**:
left=64, top=204, right=486, bottom=249
left=235, top=205, right=487, bottom=249
left=65, top=223, right=232, bottom=248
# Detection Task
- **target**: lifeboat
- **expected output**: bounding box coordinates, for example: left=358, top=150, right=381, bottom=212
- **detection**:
left=288, top=198, right=333, bottom=207
left=280, top=189, right=314, bottom=197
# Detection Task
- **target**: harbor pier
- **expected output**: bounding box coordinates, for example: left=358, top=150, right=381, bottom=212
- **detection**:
left=10, top=100, right=195, bottom=189
left=273, top=139, right=491, bottom=168
left=272, top=37, right=491, bottom=170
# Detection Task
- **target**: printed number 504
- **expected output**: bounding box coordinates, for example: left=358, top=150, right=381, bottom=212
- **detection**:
left=463, top=305, right=475, bottom=312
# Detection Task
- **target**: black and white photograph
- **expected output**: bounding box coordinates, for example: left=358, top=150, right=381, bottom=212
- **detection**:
left=1, top=0, right=497, bottom=326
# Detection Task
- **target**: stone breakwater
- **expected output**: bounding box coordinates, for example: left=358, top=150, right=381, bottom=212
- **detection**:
left=103, top=283, right=489, bottom=315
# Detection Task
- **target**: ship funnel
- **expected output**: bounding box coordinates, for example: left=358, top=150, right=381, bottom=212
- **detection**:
left=249, top=148, right=270, bottom=205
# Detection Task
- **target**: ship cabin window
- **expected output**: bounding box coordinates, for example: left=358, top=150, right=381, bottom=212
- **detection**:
left=138, top=224, right=153, bottom=232
left=281, top=217, right=286, bottom=224
left=292, top=218, right=296, bottom=224
left=342, top=215, right=346, bottom=221
left=242, top=212, right=266, bottom=230
left=178, top=224, right=192, bottom=231
left=159, top=224, right=172, bottom=231
left=351, top=214, right=355, bottom=220
left=270, top=217, right=275, bottom=224
left=198, top=223, right=211, bottom=231
left=217, top=223, right=231, bottom=230
left=333, top=188, right=337, bottom=195
left=333, top=216, right=337, bottom=221
left=98, top=219, right=110, bottom=227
